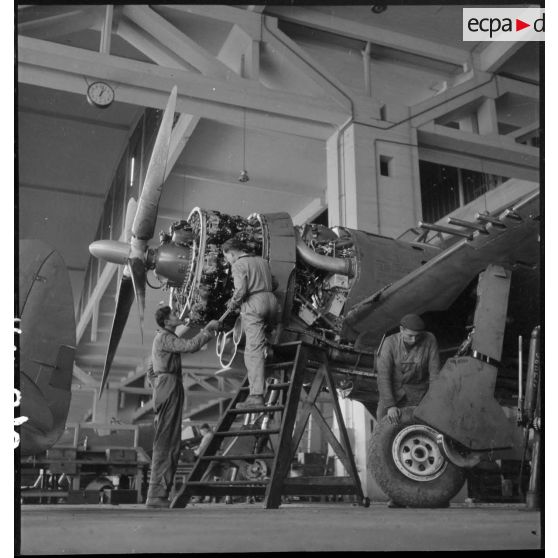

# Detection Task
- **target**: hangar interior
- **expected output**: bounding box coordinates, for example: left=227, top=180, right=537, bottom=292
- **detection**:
left=17, top=4, right=540, bottom=508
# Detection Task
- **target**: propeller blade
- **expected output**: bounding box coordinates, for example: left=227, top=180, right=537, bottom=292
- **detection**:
left=124, top=198, right=138, bottom=244
left=132, top=85, right=178, bottom=241
left=98, top=273, right=135, bottom=398
left=89, top=240, right=130, bottom=264
left=129, top=257, right=147, bottom=343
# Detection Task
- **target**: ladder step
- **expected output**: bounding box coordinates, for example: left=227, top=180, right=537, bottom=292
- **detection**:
left=265, top=360, right=295, bottom=369
left=227, top=405, right=284, bottom=414
left=187, top=481, right=268, bottom=487
left=200, top=453, right=275, bottom=461
left=183, top=483, right=268, bottom=496
left=213, top=429, right=280, bottom=438
left=272, top=341, right=302, bottom=348
left=183, top=477, right=359, bottom=497
left=267, top=382, right=291, bottom=390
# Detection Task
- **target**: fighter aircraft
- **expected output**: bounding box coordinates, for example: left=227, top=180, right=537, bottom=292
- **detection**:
left=18, top=240, right=76, bottom=456
left=89, top=87, right=540, bottom=506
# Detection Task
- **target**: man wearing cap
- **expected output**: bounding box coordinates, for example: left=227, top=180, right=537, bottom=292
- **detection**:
left=146, top=306, right=220, bottom=509
left=222, top=238, right=279, bottom=410
left=376, top=313, right=440, bottom=425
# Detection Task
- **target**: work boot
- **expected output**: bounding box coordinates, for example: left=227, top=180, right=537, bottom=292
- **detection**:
left=236, top=395, right=265, bottom=409
left=146, top=497, right=170, bottom=509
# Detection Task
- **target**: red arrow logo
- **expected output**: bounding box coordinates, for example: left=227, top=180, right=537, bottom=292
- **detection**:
left=516, top=18, right=530, bottom=31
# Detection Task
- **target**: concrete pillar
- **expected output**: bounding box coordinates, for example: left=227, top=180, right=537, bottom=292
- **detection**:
left=326, top=123, right=421, bottom=237
left=477, top=98, right=498, bottom=135
left=458, top=115, right=478, bottom=133
left=326, top=121, right=422, bottom=498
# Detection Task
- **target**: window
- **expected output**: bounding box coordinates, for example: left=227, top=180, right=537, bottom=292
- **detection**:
left=419, top=162, right=459, bottom=223
left=379, top=155, right=391, bottom=177
left=419, top=161, right=506, bottom=223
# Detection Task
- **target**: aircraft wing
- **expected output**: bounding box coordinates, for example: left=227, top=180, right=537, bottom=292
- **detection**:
left=342, top=190, right=540, bottom=342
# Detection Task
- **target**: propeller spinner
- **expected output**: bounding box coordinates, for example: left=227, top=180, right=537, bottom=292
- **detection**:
left=89, top=86, right=179, bottom=397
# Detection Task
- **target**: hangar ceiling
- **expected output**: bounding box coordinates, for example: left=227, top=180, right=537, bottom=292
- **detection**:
left=16, top=4, right=539, bottom=424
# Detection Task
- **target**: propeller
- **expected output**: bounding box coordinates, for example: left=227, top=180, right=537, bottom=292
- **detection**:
left=90, top=86, right=178, bottom=397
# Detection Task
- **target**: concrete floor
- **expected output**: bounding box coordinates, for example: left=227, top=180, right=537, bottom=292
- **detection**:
left=19, top=502, right=541, bottom=554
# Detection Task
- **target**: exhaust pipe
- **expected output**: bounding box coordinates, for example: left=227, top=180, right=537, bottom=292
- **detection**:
left=295, top=228, right=354, bottom=277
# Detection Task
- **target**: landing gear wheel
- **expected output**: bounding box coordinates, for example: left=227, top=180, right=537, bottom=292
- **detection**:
left=369, top=407, right=465, bottom=508
left=362, top=497, right=370, bottom=508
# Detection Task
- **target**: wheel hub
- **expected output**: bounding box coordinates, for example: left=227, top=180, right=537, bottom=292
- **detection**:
left=243, top=459, right=268, bottom=481
left=392, top=424, right=448, bottom=482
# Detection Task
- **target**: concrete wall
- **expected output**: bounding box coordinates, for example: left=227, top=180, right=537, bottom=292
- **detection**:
left=327, top=123, right=420, bottom=237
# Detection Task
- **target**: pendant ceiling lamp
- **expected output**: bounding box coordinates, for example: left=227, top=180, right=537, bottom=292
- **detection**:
left=238, top=108, right=250, bottom=183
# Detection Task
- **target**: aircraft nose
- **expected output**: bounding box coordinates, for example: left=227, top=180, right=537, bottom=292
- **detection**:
left=89, top=240, right=130, bottom=264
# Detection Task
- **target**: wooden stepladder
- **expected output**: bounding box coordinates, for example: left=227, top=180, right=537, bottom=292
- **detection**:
left=170, top=341, right=367, bottom=509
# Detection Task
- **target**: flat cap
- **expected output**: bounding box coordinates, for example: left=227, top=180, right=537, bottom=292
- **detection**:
left=400, top=313, right=425, bottom=331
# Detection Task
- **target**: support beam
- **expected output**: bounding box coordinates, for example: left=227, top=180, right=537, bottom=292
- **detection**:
left=122, top=5, right=237, bottom=79
left=159, top=4, right=262, bottom=39
left=19, top=104, right=131, bottom=131
left=475, top=42, right=524, bottom=73
left=18, top=7, right=102, bottom=40
left=90, top=299, right=99, bottom=343
left=410, top=71, right=497, bottom=129
left=19, top=36, right=343, bottom=138
left=247, top=6, right=266, bottom=14
left=118, top=386, right=151, bottom=395
left=73, top=364, right=100, bottom=387
left=418, top=123, right=539, bottom=173
left=496, top=75, right=539, bottom=100
left=19, top=182, right=105, bottom=200
left=183, top=398, right=224, bottom=420
left=78, top=353, right=144, bottom=369
left=261, top=17, right=354, bottom=113
left=76, top=262, right=118, bottom=344
left=506, top=121, right=539, bottom=142
left=185, top=372, right=226, bottom=396
left=100, top=5, right=114, bottom=54
left=244, top=34, right=260, bottom=80
left=132, top=400, right=154, bottom=421
left=419, top=146, right=538, bottom=183
left=116, top=18, right=196, bottom=71
left=292, top=197, right=327, bottom=226
left=458, top=115, right=478, bottom=134
left=264, top=6, right=469, bottom=67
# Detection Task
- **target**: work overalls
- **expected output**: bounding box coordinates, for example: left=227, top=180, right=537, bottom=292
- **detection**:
left=147, top=328, right=213, bottom=500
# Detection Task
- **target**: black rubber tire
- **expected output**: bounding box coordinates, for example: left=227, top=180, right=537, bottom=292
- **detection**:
left=368, top=407, right=465, bottom=508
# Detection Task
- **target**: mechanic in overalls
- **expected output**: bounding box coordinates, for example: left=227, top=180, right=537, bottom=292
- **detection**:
left=376, top=313, right=440, bottom=425
left=146, top=306, right=220, bottom=508
left=222, top=238, right=279, bottom=410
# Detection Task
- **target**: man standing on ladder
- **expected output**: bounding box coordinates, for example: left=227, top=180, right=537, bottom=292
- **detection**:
left=146, top=306, right=220, bottom=509
left=222, top=238, right=279, bottom=410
